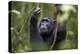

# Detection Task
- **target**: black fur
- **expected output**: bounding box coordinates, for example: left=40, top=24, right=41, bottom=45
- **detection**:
left=30, top=8, right=66, bottom=51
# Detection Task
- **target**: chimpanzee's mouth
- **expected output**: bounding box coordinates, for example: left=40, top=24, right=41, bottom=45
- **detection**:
left=40, top=28, right=48, bottom=33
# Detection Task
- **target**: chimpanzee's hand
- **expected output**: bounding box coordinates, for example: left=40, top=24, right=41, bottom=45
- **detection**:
left=30, top=8, right=41, bottom=25
left=32, top=7, right=41, bottom=16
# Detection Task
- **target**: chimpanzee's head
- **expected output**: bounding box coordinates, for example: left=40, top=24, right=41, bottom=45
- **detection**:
left=39, top=17, right=56, bottom=35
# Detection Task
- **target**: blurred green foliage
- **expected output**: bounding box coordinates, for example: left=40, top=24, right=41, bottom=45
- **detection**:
left=9, top=1, right=78, bottom=52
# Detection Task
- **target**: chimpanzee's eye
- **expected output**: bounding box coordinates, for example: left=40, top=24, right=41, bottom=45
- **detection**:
left=41, top=19, right=49, bottom=22
left=46, top=24, right=49, bottom=27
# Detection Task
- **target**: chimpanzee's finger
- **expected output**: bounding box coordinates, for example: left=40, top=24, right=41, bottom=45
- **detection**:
left=37, top=10, right=41, bottom=15
left=34, top=8, right=40, bottom=13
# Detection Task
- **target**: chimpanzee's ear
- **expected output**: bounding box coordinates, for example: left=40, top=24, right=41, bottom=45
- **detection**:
left=52, top=20, right=57, bottom=25
left=53, top=20, right=56, bottom=23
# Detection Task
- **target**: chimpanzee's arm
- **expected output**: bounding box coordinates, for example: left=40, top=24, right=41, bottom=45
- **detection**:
left=30, top=8, right=48, bottom=51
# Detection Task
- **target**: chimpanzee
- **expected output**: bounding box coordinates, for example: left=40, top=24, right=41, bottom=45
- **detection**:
left=30, top=8, right=66, bottom=51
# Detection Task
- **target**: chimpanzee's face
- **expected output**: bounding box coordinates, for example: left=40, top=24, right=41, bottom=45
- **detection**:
left=39, top=18, right=54, bottom=35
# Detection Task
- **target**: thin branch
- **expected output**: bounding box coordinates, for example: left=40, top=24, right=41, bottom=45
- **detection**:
left=11, top=27, right=19, bottom=35
left=50, top=20, right=58, bottom=50
left=19, top=20, right=26, bottom=34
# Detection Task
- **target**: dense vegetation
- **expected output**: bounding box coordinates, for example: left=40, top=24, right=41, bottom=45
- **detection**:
left=9, top=1, right=78, bottom=52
